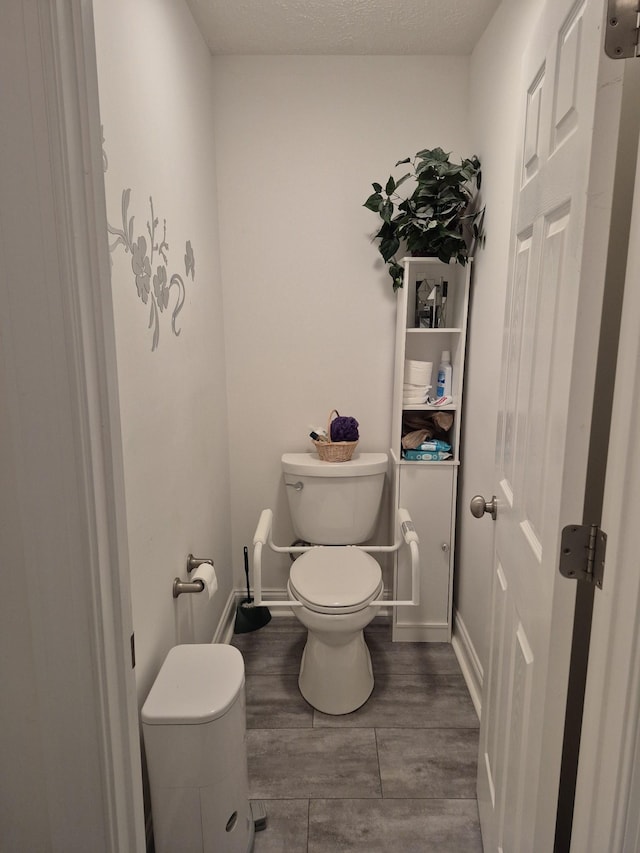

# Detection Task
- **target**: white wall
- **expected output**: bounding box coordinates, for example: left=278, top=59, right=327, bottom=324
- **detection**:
left=211, top=55, right=471, bottom=590
left=90, top=0, right=539, bottom=708
left=93, top=0, right=231, bottom=703
left=455, top=0, right=541, bottom=681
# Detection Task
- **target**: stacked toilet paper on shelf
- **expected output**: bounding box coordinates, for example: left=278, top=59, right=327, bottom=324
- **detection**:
left=403, top=359, right=432, bottom=404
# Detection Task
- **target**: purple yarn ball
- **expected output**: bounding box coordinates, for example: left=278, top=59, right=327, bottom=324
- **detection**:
left=330, top=415, right=359, bottom=442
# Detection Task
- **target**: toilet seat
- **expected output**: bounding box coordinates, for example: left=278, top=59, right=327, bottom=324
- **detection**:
left=289, top=547, right=383, bottom=614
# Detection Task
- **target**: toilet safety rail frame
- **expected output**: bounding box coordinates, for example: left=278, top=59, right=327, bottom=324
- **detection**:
left=252, top=507, right=420, bottom=608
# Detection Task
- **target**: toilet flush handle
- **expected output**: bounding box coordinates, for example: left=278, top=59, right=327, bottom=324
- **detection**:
left=286, top=481, right=303, bottom=491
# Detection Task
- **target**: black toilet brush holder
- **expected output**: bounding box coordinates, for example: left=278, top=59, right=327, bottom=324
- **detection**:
left=234, top=546, right=271, bottom=634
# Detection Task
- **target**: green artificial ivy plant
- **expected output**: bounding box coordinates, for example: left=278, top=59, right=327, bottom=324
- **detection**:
left=364, top=147, right=484, bottom=290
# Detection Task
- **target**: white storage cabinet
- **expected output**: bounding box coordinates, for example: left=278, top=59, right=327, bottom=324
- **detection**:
left=391, top=257, right=471, bottom=642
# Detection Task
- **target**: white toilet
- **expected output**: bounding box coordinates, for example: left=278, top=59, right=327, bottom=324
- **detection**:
left=282, top=451, right=388, bottom=715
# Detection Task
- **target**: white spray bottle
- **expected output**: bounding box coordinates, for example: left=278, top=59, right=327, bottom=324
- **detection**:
left=436, top=350, right=452, bottom=398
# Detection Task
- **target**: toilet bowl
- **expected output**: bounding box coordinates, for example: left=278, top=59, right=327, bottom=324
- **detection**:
left=287, top=546, right=384, bottom=715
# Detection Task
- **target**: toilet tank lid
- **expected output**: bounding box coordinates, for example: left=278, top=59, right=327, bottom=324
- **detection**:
left=282, top=451, right=388, bottom=477
left=141, top=644, right=244, bottom=725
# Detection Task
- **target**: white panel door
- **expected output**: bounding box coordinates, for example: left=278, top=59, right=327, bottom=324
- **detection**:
left=477, top=1, right=623, bottom=850
left=570, top=86, right=640, bottom=851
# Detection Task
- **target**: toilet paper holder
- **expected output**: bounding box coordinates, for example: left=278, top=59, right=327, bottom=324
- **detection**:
left=173, top=577, right=205, bottom=598
left=173, top=554, right=214, bottom=598
left=187, top=554, right=213, bottom=573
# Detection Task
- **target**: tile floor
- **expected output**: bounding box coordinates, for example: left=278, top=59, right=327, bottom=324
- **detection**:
left=231, top=615, right=483, bottom=852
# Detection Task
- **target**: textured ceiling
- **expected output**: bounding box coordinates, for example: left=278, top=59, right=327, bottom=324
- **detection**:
left=186, top=0, right=501, bottom=56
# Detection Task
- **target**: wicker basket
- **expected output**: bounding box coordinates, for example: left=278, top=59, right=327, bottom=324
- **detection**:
left=312, top=409, right=358, bottom=462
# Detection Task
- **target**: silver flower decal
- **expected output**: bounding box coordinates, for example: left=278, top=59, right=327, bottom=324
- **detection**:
left=185, top=241, right=195, bottom=280
left=105, top=137, right=196, bottom=351
left=153, top=265, right=169, bottom=311
left=132, top=236, right=151, bottom=304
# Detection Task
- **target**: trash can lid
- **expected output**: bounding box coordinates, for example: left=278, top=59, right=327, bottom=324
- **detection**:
left=141, top=644, right=245, bottom=725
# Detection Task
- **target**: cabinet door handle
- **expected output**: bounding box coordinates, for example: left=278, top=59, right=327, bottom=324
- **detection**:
left=441, top=543, right=450, bottom=553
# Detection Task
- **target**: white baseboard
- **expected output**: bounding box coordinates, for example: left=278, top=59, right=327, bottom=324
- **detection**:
left=452, top=606, right=483, bottom=720
left=214, top=588, right=395, bottom=645
left=391, top=622, right=451, bottom=643
left=213, top=588, right=292, bottom=645
left=212, top=589, right=239, bottom=645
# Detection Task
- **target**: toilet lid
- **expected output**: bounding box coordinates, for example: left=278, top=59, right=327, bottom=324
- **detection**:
left=289, top=547, right=383, bottom=612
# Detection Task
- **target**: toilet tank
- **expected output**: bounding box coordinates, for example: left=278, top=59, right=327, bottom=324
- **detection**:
left=282, top=452, right=388, bottom=545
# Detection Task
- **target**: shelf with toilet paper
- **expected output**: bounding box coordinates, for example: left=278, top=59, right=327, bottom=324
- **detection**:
left=390, top=257, right=471, bottom=642
left=392, top=257, right=469, bottom=465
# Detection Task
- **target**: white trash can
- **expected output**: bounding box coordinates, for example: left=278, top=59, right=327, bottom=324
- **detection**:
left=141, top=644, right=254, bottom=853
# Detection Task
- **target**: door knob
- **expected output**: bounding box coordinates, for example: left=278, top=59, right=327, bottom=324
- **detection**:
left=470, top=494, right=497, bottom=520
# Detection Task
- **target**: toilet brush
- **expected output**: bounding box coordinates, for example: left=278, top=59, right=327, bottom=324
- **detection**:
left=234, top=546, right=272, bottom=634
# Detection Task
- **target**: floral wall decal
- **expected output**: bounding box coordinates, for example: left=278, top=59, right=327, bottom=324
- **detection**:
left=102, top=130, right=196, bottom=351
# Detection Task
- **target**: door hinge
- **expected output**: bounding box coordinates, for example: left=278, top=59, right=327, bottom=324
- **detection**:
left=130, top=633, right=136, bottom=669
left=605, top=0, right=640, bottom=59
left=559, top=524, right=606, bottom=589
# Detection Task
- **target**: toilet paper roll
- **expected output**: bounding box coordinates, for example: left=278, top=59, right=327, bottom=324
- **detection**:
left=192, top=562, right=218, bottom=601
